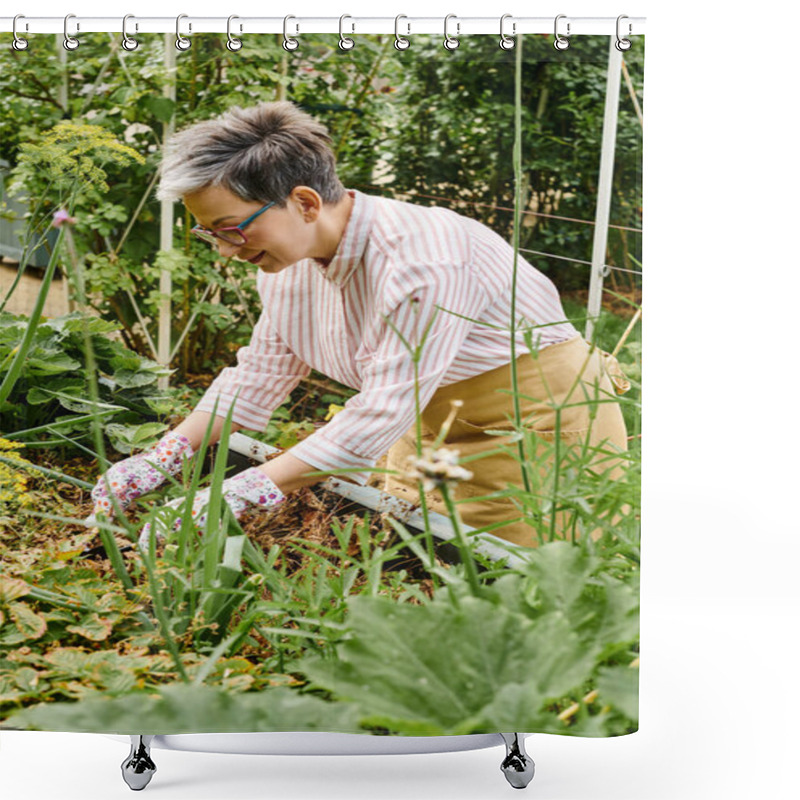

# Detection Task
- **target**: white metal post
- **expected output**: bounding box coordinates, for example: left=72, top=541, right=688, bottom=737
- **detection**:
left=585, top=37, right=623, bottom=343
left=157, top=35, right=176, bottom=390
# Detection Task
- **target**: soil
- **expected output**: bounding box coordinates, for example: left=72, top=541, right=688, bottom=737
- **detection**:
left=20, top=449, right=436, bottom=583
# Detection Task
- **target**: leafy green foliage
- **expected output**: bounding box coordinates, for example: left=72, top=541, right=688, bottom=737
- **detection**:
left=0, top=310, right=181, bottom=453
left=6, top=683, right=358, bottom=734
left=301, top=541, right=637, bottom=736
left=382, top=36, right=643, bottom=292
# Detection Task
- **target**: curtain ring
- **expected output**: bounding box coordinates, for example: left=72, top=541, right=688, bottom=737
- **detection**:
left=12, top=14, right=29, bottom=51
left=63, top=14, right=80, bottom=51
left=615, top=15, right=632, bottom=51
left=394, top=15, right=410, bottom=50
left=443, top=14, right=459, bottom=51
left=283, top=15, right=299, bottom=51
left=227, top=15, right=243, bottom=51
left=121, top=15, right=139, bottom=51
left=499, top=14, right=515, bottom=50
left=554, top=15, right=570, bottom=51
left=175, top=14, right=191, bottom=51
left=338, top=15, right=355, bottom=50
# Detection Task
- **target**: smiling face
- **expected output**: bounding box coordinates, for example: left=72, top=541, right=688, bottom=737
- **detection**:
left=184, top=184, right=323, bottom=273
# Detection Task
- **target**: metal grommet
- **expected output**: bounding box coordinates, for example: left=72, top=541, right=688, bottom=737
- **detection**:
left=227, top=15, right=243, bottom=51
left=338, top=15, right=355, bottom=50
left=615, top=15, right=632, bottom=51
left=175, top=14, right=191, bottom=51
left=283, top=15, right=299, bottom=51
left=63, top=14, right=80, bottom=51
left=499, top=14, right=515, bottom=50
left=443, top=14, right=459, bottom=51
left=394, top=15, right=410, bottom=50
left=12, top=14, right=29, bottom=51
left=121, top=14, right=139, bottom=51
left=554, top=15, right=570, bottom=51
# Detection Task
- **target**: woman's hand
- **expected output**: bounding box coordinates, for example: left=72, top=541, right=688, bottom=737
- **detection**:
left=138, top=467, right=284, bottom=547
left=89, top=431, right=194, bottom=521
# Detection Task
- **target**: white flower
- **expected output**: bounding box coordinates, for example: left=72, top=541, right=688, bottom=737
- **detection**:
left=403, top=446, right=473, bottom=493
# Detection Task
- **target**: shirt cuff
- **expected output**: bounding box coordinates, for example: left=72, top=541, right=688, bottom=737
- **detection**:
left=196, top=387, right=272, bottom=431
left=289, top=432, right=376, bottom=486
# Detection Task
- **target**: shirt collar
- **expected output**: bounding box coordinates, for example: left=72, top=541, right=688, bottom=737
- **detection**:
left=315, top=189, right=374, bottom=287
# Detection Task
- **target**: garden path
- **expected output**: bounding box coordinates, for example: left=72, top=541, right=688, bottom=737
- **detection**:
left=1, top=260, right=69, bottom=317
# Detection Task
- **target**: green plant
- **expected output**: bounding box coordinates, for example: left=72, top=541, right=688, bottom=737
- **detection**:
left=300, top=540, right=638, bottom=737
left=0, top=311, right=182, bottom=454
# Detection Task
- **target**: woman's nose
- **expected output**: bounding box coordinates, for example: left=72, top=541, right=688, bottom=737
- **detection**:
left=216, top=240, right=240, bottom=259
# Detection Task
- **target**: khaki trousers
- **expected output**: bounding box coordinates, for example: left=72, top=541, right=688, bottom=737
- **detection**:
left=383, top=336, right=629, bottom=548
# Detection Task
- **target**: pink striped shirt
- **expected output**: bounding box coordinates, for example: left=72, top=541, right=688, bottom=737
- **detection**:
left=196, top=189, right=578, bottom=484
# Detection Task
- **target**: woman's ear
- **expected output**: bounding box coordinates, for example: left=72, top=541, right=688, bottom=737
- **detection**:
left=290, top=186, right=323, bottom=222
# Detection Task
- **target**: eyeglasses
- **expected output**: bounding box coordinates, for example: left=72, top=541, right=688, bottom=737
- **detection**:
left=191, top=201, right=276, bottom=247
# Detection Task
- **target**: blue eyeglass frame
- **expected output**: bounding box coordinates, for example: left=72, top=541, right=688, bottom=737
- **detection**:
left=191, top=201, right=276, bottom=246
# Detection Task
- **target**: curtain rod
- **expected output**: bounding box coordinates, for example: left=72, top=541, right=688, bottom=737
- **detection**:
left=2, top=16, right=646, bottom=37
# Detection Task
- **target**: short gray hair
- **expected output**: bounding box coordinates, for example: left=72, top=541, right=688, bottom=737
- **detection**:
left=157, top=102, right=346, bottom=206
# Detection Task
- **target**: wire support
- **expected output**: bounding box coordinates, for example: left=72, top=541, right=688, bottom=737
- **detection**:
left=517, top=247, right=642, bottom=275
left=357, top=185, right=643, bottom=234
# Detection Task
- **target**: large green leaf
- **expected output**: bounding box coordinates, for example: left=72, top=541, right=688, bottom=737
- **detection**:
left=595, top=665, right=639, bottom=721
left=32, top=388, right=127, bottom=416
left=7, top=684, right=361, bottom=734
left=65, top=613, right=115, bottom=642
left=6, top=602, right=48, bottom=642
left=104, top=422, right=168, bottom=454
left=111, top=369, right=161, bottom=389
left=25, top=352, right=82, bottom=376
left=26, top=378, right=85, bottom=406
left=486, top=543, right=639, bottom=651
left=302, top=594, right=597, bottom=735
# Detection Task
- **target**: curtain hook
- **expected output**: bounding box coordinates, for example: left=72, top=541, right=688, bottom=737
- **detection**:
left=443, top=14, right=459, bottom=51
left=283, top=15, right=299, bottom=51
left=63, top=13, right=80, bottom=51
left=554, top=15, right=570, bottom=51
left=12, top=14, right=29, bottom=51
left=227, top=15, right=243, bottom=51
left=615, top=15, right=632, bottom=51
left=394, top=15, right=410, bottom=50
left=175, top=14, right=191, bottom=51
left=121, top=15, right=139, bottom=51
left=339, top=15, right=355, bottom=50
left=499, top=14, right=515, bottom=50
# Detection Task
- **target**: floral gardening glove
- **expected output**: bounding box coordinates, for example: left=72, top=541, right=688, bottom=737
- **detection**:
left=138, top=467, right=285, bottom=548
left=88, top=431, right=194, bottom=522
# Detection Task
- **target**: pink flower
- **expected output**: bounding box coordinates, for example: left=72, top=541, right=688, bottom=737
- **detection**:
left=52, top=209, right=77, bottom=228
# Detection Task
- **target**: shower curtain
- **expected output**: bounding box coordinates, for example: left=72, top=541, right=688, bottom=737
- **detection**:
left=0, top=24, right=642, bottom=744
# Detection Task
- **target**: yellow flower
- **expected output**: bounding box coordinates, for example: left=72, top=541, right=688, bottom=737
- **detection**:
left=0, top=439, right=35, bottom=510
left=324, top=403, right=345, bottom=421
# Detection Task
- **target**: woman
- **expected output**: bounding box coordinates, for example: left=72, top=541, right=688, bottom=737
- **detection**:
left=91, top=101, right=628, bottom=548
